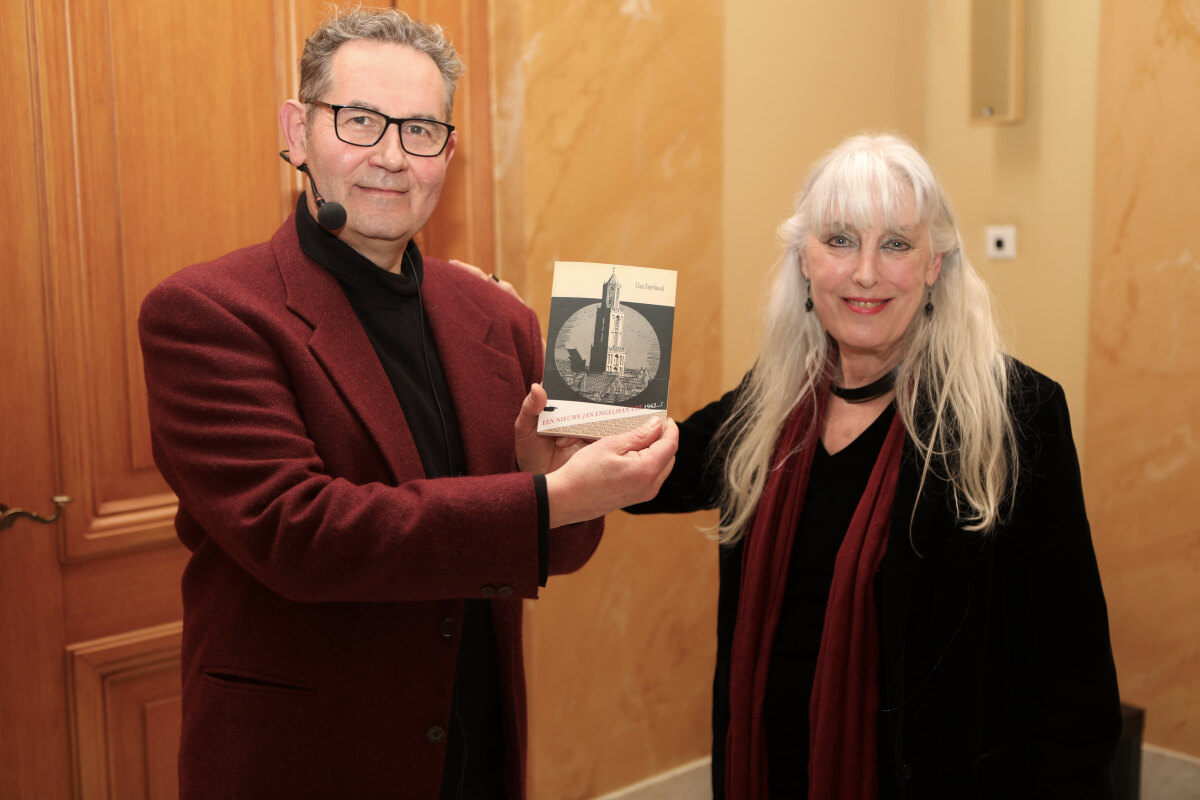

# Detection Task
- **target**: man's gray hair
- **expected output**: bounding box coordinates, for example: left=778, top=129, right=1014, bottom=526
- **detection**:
left=299, top=5, right=464, bottom=121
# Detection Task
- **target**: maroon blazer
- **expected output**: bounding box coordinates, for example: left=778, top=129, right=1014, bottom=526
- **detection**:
left=139, top=217, right=603, bottom=799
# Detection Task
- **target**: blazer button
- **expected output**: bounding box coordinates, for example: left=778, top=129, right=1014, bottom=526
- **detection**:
left=497, top=585, right=514, bottom=597
left=439, top=619, right=456, bottom=638
left=481, top=585, right=496, bottom=597
left=426, top=725, right=446, bottom=744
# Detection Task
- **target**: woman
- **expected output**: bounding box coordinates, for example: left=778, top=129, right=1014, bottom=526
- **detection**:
left=628, top=133, right=1120, bottom=799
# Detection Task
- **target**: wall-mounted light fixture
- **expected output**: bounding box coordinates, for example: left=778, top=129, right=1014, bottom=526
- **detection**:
left=970, top=0, right=1026, bottom=124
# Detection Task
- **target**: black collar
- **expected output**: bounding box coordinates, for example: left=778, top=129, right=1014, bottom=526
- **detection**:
left=830, top=366, right=899, bottom=404
left=294, top=193, right=423, bottom=303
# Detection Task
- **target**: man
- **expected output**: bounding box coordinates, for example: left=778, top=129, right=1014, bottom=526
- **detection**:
left=138, top=8, right=677, bottom=799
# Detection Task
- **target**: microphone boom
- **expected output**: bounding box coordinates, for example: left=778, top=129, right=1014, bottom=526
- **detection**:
left=278, top=150, right=347, bottom=231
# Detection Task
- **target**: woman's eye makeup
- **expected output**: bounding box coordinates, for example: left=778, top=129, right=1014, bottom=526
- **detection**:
left=825, top=230, right=857, bottom=247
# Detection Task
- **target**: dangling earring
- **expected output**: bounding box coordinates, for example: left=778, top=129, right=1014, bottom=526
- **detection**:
left=924, top=286, right=934, bottom=317
left=805, top=281, right=814, bottom=312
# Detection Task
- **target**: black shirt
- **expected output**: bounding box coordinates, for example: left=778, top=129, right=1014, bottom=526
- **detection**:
left=295, top=197, right=504, bottom=798
left=763, top=404, right=895, bottom=799
left=627, top=388, right=894, bottom=799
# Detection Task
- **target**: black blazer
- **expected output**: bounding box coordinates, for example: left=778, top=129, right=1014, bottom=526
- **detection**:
left=628, top=360, right=1120, bottom=799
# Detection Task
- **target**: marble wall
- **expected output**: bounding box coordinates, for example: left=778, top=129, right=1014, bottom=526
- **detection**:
left=491, top=2, right=724, bottom=797
left=1086, top=0, right=1200, bottom=758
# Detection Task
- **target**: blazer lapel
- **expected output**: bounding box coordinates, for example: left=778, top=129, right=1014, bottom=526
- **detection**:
left=421, top=264, right=526, bottom=476
left=270, top=222, right=422, bottom=483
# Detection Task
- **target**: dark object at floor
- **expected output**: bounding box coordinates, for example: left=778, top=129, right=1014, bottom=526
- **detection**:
left=1113, top=703, right=1145, bottom=800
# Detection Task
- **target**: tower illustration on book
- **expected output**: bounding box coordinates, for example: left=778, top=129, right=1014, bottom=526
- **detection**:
left=538, top=261, right=677, bottom=439
left=589, top=269, right=625, bottom=376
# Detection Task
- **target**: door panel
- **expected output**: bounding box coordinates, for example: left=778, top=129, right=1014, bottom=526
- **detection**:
left=39, top=0, right=296, bottom=562
left=67, top=624, right=182, bottom=800
left=3, top=0, right=494, bottom=795
left=1, top=0, right=75, bottom=794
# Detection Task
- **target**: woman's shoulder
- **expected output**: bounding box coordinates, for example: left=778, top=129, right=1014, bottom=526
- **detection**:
left=1004, top=356, right=1070, bottom=429
left=1005, top=355, right=1061, bottom=397
left=1002, top=356, right=1081, bottom=489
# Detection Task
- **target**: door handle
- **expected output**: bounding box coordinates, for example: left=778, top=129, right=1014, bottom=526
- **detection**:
left=0, top=495, right=72, bottom=531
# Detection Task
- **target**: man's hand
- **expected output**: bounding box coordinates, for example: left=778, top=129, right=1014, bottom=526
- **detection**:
left=514, top=383, right=584, bottom=474
left=514, top=382, right=679, bottom=527
left=545, top=417, right=678, bottom=529
left=448, top=259, right=524, bottom=304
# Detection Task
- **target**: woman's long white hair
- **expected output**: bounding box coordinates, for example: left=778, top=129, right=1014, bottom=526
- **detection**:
left=715, top=133, right=1017, bottom=545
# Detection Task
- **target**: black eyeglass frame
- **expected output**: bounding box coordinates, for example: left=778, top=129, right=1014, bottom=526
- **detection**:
left=310, top=100, right=455, bottom=157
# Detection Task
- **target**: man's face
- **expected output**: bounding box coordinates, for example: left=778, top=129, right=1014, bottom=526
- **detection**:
left=289, top=40, right=456, bottom=270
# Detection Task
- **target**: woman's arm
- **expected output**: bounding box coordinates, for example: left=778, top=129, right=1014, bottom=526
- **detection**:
left=624, top=387, right=738, bottom=515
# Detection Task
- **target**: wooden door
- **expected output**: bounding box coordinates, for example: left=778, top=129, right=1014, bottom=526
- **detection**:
left=0, top=0, right=492, bottom=796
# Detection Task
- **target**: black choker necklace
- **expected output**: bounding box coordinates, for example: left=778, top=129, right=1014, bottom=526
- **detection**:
left=830, top=366, right=899, bottom=404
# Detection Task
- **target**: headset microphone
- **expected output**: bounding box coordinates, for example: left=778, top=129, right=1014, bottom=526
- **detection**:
left=308, top=171, right=348, bottom=230
left=278, top=150, right=347, bottom=231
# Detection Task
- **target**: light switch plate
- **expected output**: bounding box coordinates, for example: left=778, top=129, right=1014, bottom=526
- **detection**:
left=985, top=225, right=1017, bottom=260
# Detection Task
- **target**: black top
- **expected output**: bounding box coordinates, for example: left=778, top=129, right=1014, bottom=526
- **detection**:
left=295, top=197, right=504, bottom=798
left=625, top=389, right=895, bottom=798
left=764, top=405, right=894, bottom=799
left=628, top=363, right=1121, bottom=800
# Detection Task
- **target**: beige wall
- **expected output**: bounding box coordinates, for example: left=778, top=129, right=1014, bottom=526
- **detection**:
left=923, top=0, right=1100, bottom=446
left=1086, top=0, right=1200, bottom=759
left=722, top=0, right=927, bottom=387
left=491, top=2, right=724, bottom=797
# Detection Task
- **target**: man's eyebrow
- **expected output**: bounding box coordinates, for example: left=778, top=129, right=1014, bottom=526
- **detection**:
left=341, top=100, right=385, bottom=113
left=343, top=101, right=444, bottom=122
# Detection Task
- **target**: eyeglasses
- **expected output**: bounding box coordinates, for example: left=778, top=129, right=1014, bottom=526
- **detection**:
left=310, top=100, right=454, bottom=156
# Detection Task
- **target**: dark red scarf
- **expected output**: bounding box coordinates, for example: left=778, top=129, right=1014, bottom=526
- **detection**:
left=725, top=391, right=906, bottom=800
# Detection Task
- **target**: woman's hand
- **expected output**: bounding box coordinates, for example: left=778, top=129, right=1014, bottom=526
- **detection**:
left=448, top=259, right=524, bottom=304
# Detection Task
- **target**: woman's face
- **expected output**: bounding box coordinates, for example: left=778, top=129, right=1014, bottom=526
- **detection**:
left=802, top=204, right=942, bottom=370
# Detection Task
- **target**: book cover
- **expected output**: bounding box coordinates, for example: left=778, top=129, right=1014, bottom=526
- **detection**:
left=537, top=261, right=677, bottom=440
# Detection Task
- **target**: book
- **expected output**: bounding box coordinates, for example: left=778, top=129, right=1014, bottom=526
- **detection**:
left=537, top=261, right=677, bottom=440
